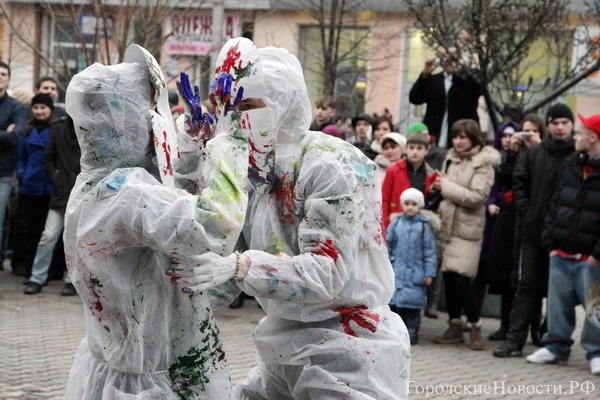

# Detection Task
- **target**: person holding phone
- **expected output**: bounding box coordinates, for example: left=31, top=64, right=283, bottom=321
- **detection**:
left=409, top=47, right=482, bottom=150
left=432, top=119, right=500, bottom=350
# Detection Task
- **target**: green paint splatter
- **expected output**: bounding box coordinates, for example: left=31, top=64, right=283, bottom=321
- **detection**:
left=213, top=166, right=242, bottom=203
left=168, top=313, right=225, bottom=398
left=265, top=234, right=285, bottom=255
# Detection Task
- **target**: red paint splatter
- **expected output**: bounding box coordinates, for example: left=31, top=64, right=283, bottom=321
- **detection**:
left=87, top=242, right=97, bottom=246
left=247, top=137, right=270, bottom=186
left=94, top=300, right=103, bottom=312
left=269, top=171, right=294, bottom=222
left=314, top=239, right=339, bottom=262
left=334, top=305, right=380, bottom=337
left=216, top=42, right=241, bottom=74
left=161, top=131, right=174, bottom=176
left=216, top=347, right=226, bottom=362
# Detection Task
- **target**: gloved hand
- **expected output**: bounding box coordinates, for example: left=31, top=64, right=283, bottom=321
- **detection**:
left=166, top=252, right=250, bottom=294
left=176, top=71, right=215, bottom=139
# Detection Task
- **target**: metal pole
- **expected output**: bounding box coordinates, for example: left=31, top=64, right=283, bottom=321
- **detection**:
left=210, top=0, right=224, bottom=73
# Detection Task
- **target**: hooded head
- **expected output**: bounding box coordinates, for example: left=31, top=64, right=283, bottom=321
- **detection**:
left=66, top=62, right=154, bottom=179
left=493, top=121, right=519, bottom=149
left=209, top=37, right=311, bottom=191
left=66, top=46, right=178, bottom=187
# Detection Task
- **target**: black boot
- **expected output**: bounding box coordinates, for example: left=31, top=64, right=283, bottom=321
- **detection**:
left=493, top=340, right=523, bottom=357
left=488, top=326, right=507, bottom=341
left=229, top=293, right=244, bottom=309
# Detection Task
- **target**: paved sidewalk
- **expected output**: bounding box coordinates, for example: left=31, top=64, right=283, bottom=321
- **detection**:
left=1, top=266, right=598, bottom=399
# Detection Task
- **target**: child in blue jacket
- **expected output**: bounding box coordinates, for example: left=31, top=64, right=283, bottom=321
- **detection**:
left=387, top=188, right=438, bottom=344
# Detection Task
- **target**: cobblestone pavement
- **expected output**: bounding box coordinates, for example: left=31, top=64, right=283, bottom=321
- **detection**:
left=1, top=266, right=598, bottom=399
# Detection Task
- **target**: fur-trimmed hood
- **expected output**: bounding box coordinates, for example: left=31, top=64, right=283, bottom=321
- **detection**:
left=447, top=145, right=501, bottom=169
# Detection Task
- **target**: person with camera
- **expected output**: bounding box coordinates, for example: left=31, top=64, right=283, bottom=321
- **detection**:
left=482, top=116, right=544, bottom=341
left=409, top=47, right=482, bottom=150
left=494, top=104, right=575, bottom=358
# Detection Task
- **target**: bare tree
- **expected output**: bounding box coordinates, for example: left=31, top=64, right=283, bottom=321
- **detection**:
left=404, top=0, right=600, bottom=130
left=279, top=0, right=403, bottom=115
left=1, top=0, right=207, bottom=91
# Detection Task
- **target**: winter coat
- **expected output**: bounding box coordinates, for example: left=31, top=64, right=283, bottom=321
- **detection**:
left=382, top=158, right=435, bottom=230
left=374, top=153, right=392, bottom=184
left=541, top=152, right=600, bottom=260
left=387, top=213, right=437, bottom=309
left=513, top=135, right=575, bottom=244
left=353, top=139, right=378, bottom=160
left=16, top=122, right=53, bottom=196
left=44, top=116, right=81, bottom=210
left=408, top=72, right=482, bottom=148
left=0, top=92, right=28, bottom=177
left=437, top=145, right=500, bottom=278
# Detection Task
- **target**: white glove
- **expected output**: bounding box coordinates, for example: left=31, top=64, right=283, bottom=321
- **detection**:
left=167, top=252, right=249, bottom=294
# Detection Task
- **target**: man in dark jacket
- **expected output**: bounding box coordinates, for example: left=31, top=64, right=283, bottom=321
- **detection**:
left=525, top=113, right=600, bottom=376
left=24, top=115, right=80, bottom=295
left=494, top=103, right=575, bottom=358
left=0, top=61, right=28, bottom=266
left=408, top=47, right=482, bottom=149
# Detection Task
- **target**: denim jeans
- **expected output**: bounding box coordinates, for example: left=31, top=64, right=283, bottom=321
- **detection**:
left=28, top=209, right=71, bottom=285
left=0, top=176, right=13, bottom=262
left=543, top=255, right=600, bottom=360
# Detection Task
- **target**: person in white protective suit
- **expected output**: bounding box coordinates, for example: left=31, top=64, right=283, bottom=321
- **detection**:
left=62, top=45, right=249, bottom=399
left=168, top=37, right=411, bottom=399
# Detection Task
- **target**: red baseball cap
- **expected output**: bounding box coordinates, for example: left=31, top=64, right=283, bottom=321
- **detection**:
left=578, top=113, right=600, bottom=138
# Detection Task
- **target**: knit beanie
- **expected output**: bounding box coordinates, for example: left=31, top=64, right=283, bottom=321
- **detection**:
left=407, top=122, right=429, bottom=137
left=546, top=103, right=573, bottom=125
left=31, top=93, right=54, bottom=111
left=400, top=188, right=425, bottom=208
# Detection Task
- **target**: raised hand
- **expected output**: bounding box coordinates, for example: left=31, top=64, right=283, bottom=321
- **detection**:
left=176, top=71, right=215, bottom=138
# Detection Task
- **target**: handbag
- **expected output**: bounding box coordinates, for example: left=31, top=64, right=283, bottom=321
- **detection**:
left=424, top=159, right=451, bottom=212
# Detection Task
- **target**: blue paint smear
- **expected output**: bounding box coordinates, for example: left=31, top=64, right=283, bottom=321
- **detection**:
left=349, top=158, right=376, bottom=185
left=99, top=143, right=109, bottom=157
left=110, top=94, right=120, bottom=109
left=106, top=174, right=127, bottom=191
left=270, top=274, right=280, bottom=286
left=301, top=289, right=308, bottom=298
left=106, top=130, right=120, bottom=139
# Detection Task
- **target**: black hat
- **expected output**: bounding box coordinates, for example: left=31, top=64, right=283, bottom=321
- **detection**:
left=546, top=103, right=573, bottom=125
left=351, top=113, right=373, bottom=128
left=31, top=93, right=54, bottom=111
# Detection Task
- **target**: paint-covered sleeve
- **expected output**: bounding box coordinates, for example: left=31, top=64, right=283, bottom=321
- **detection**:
left=95, top=133, right=248, bottom=258
left=173, top=114, right=208, bottom=194
left=237, top=155, right=365, bottom=303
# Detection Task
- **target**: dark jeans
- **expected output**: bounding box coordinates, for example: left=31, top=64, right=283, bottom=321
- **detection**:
left=10, top=194, right=50, bottom=276
left=506, top=241, right=548, bottom=349
left=444, top=271, right=481, bottom=323
left=390, top=306, right=421, bottom=339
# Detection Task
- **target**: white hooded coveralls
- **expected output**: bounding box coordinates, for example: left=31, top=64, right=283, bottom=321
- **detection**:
left=63, top=61, right=248, bottom=399
left=207, top=38, right=411, bottom=400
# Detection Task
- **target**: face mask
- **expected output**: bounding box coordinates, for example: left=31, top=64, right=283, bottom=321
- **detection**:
left=240, top=107, right=276, bottom=192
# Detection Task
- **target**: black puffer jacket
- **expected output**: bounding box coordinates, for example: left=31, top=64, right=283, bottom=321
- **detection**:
left=541, top=152, right=600, bottom=259
left=513, top=135, right=574, bottom=244
left=44, top=116, right=80, bottom=210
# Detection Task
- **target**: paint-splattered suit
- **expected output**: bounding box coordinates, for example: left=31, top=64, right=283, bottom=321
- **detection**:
left=205, top=39, right=411, bottom=400
left=63, top=61, right=248, bottom=399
